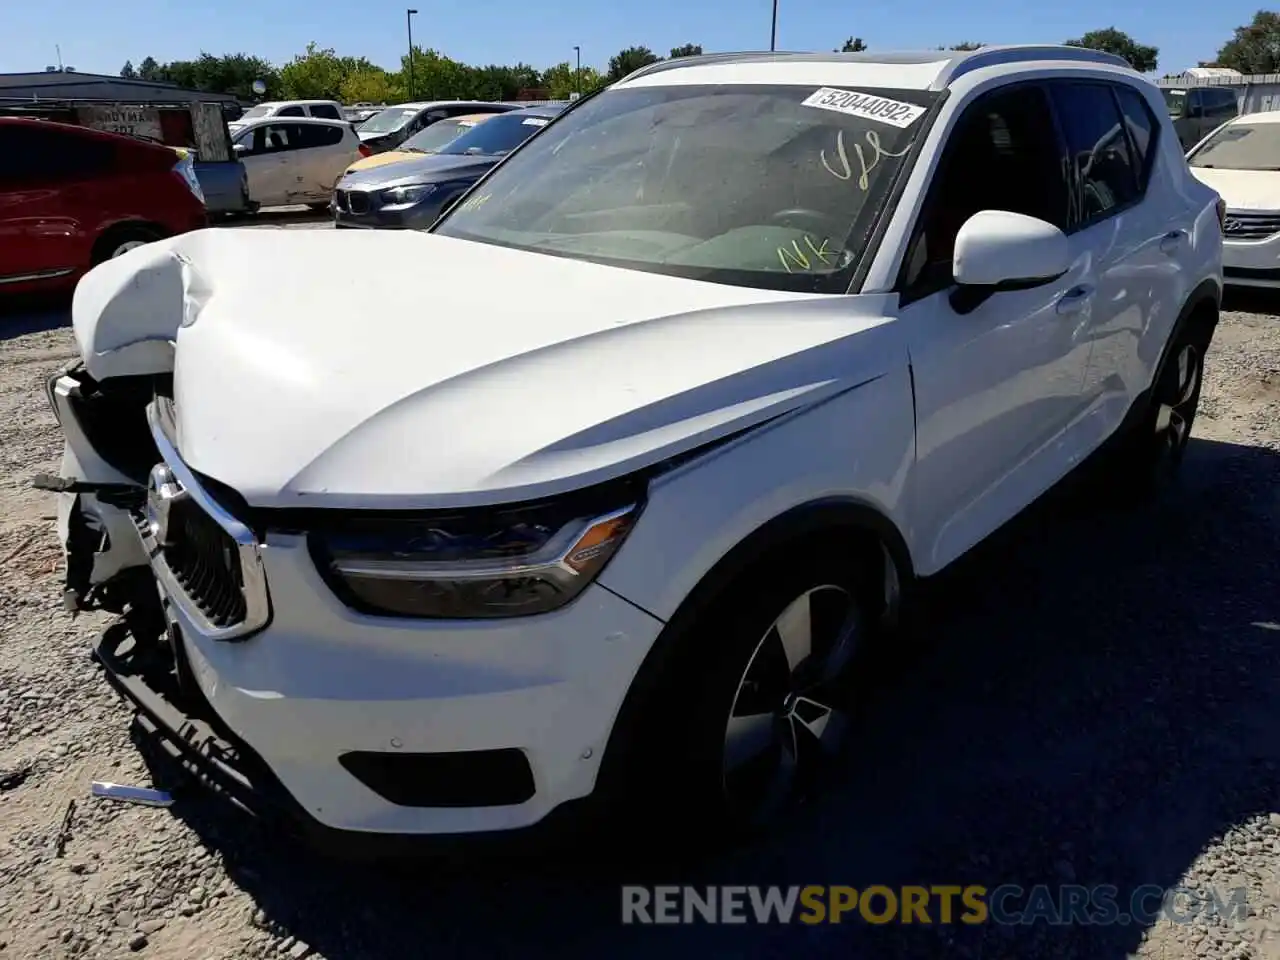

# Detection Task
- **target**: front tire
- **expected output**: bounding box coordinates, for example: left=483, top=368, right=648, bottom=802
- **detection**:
left=660, top=550, right=877, bottom=841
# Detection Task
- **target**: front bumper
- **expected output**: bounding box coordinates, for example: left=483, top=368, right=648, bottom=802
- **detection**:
left=1222, top=218, right=1280, bottom=288
left=332, top=188, right=443, bottom=230
left=92, top=400, right=666, bottom=842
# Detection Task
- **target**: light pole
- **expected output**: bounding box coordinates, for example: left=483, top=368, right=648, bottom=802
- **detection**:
left=770, top=0, right=778, bottom=51
left=573, top=45, right=581, bottom=98
left=406, top=9, right=418, bottom=100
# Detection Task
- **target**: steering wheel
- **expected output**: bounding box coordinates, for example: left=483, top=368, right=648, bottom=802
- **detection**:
left=769, top=207, right=841, bottom=234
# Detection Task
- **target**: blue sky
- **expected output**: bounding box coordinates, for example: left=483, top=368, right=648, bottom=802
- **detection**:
left=2, top=0, right=1261, bottom=79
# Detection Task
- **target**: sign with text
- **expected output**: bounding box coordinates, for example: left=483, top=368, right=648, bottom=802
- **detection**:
left=78, top=106, right=163, bottom=141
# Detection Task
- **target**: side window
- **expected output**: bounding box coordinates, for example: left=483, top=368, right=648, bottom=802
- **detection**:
left=297, top=124, right=343, bottom=149
left=423, top=110, right=449, bottom=126
left=309, top=104, right=342, bottom=120
left=901, top=84, right=1069, bottom=296
left=276, top=105, right=305, bottom=117
left=1049, top=82, right=1139, bottom=224
left=445, top=106, right=479, bottom=118
left=1113, top=85, right=1159, bottom=191
left=260, top=124, right=296, bottom=152
left=1212, top=89, right=1240, bottom=116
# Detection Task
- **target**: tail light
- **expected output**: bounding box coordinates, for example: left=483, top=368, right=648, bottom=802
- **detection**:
left=1216, top=196, right=1227, bottom=231
left=357, top=143, right=373, bottom=158
left=172, top=152, right=206, bottom=205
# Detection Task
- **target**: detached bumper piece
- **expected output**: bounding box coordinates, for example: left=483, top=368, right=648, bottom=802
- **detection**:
left=92, top=620, right=588, bottom=859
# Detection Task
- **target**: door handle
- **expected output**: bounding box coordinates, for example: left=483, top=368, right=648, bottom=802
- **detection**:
left=1160, top=229, right=1187, bottom=255
left=1055, top=284, right=1094, bottom=316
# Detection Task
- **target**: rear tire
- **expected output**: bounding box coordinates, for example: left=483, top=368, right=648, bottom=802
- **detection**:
left=91, top=224, right=165, bottom=265
left=1112, top=316, right=1211, bottom=499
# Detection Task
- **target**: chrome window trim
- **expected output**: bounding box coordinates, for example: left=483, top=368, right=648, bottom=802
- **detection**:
left=142, top=399, right=271, bottom=641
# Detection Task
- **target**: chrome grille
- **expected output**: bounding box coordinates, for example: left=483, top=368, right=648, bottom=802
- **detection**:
left=1222, top=211, right=1280, bottom=240
left=143, top=399, right=271, bottom=641
left=346, top=190, right=371, bottom=215
left=160, top=498, right=247, bottom=628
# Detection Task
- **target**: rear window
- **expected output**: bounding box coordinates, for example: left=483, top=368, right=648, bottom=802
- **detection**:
left=310, top=104, right=343, bottom=120
left=1113, top=85, right=1158, bottom=190
left=0, top=125, right=118, bottom=184
left=277, top=106, right=305, bottom=117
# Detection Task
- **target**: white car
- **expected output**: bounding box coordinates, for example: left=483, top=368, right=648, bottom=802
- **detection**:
left=227, top=100, right=346, bottom=135
left=47, top=45, right=1222, bottom=853
left=1187, top=110, right=1280, bottom=288
left=230, top=117, right=367, bottom=210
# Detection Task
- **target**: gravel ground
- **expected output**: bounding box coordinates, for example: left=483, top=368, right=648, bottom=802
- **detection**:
left=0, top=239, right=1277, bottom=959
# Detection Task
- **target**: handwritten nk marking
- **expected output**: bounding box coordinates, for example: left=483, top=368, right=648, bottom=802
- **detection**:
left=820, top=129, right=911, bottom=190
left=777, top=235, right=834, bottom=273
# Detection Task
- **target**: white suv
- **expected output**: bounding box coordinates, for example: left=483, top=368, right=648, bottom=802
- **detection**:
left=46, top=45, right=1222, bottom=853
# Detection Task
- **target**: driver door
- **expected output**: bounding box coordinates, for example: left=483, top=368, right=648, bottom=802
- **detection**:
left=900, top=82, right=1096, bottom=571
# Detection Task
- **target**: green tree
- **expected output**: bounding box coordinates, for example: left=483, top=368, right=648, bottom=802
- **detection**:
left=837, top=37, right=867, bottom=53
left=120, top=60, right=137, bottom=79
left=1215, top=11, right=1280, bottom=74
left=543, top=61, right=607, bottom=99
left=1064, top=27, right=1158, bottom=73
left=945, top=42, right=984, bottom=51
left=340, top=68, right=400, bottom=104
left=279, top=43, right=349, bottom=99
left=608, top=46, right=660, bottom=82
left=669, top=43, right=703, bottom=58
left=136, top=56, right=162, bottom=81
left=398, top=47, right=477, bottom=100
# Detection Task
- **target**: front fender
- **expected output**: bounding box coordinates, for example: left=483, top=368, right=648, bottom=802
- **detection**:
left=598, top=361, right=916, bottom=621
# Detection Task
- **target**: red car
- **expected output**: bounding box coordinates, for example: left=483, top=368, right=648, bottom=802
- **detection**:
left=0, top=117, right=208, bottom=293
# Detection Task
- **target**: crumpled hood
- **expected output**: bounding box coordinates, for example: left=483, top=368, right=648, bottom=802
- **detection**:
left=1190, top=167, right=1280, bottom=211
left=72, top=229, right=901, bottom=509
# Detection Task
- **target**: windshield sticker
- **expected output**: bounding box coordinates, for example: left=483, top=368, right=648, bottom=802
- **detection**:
left=522, top=117, right=550, bottom=126
left=820, top=129, right=911, bottom=189
left=777, top=235, right=835, bottom=273
left=802, top=88, right=926, bottom=129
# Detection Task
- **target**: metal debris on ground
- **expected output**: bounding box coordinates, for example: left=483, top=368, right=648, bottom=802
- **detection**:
left=90, top=781, right=173, bottom=807
left=53, top=797, right=75, bottom=857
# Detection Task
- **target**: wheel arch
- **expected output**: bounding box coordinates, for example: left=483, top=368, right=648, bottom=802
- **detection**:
left=591, top=496, right=913, bottom=810
left=91, top=220, right=170, bottom=265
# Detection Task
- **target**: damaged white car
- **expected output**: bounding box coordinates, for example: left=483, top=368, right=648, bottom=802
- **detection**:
left=44, top=46, right=1222, bottom=853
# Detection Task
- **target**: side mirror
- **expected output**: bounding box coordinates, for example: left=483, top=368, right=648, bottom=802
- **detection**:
left=233, top=143, right=248, bottom=155
left=950, top=210, right=1071, bottom=314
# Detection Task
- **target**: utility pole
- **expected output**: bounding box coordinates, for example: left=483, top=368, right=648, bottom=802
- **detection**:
left=406, top=9, right=418, bottom=100
left=770, top=0, right=778, bottom=51
left=573, top=45, right=581, bottom=97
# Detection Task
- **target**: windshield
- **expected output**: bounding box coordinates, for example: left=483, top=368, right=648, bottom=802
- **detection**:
left=1189, top=122, right=1280, bottom=170
left=238, top=105, right=272, bottom=121
left=1163, top=89, right=1186, bottom=118
left=439, top=112, right=554, bottom=157
left=359, top=107, right=419, bottom=134
left=433, top=85, right=935, bottom=293
left=401, top=119, right=476, bottom=154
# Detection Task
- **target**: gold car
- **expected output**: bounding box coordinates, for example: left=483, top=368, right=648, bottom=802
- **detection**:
left=341, top=113, right=501, bottom=175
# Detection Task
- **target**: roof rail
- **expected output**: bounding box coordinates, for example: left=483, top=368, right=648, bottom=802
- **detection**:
left=933, top=44, right=1133, bottom=87
left=619, top=45, right=1134, bottom=88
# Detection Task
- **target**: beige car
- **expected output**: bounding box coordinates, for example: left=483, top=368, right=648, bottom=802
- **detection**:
left=342, top=112, right=501, bottom=176
left=231, top=117, right=367, bottom=210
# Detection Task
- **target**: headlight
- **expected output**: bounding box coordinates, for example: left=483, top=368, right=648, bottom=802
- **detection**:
left=309, top=493, right=642, bottom=619
left=378, top=183, right=435, bottom=205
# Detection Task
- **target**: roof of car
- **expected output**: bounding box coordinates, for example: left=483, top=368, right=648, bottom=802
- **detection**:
left=0, top=115, right=175, bottom=151
left=615, top=45, right=1135, bottom=92
left=232, top=115, right=355, bottom=128
left=254, top=99, right=341, bottom=107
left=385, top=101, right=517, bottom=112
